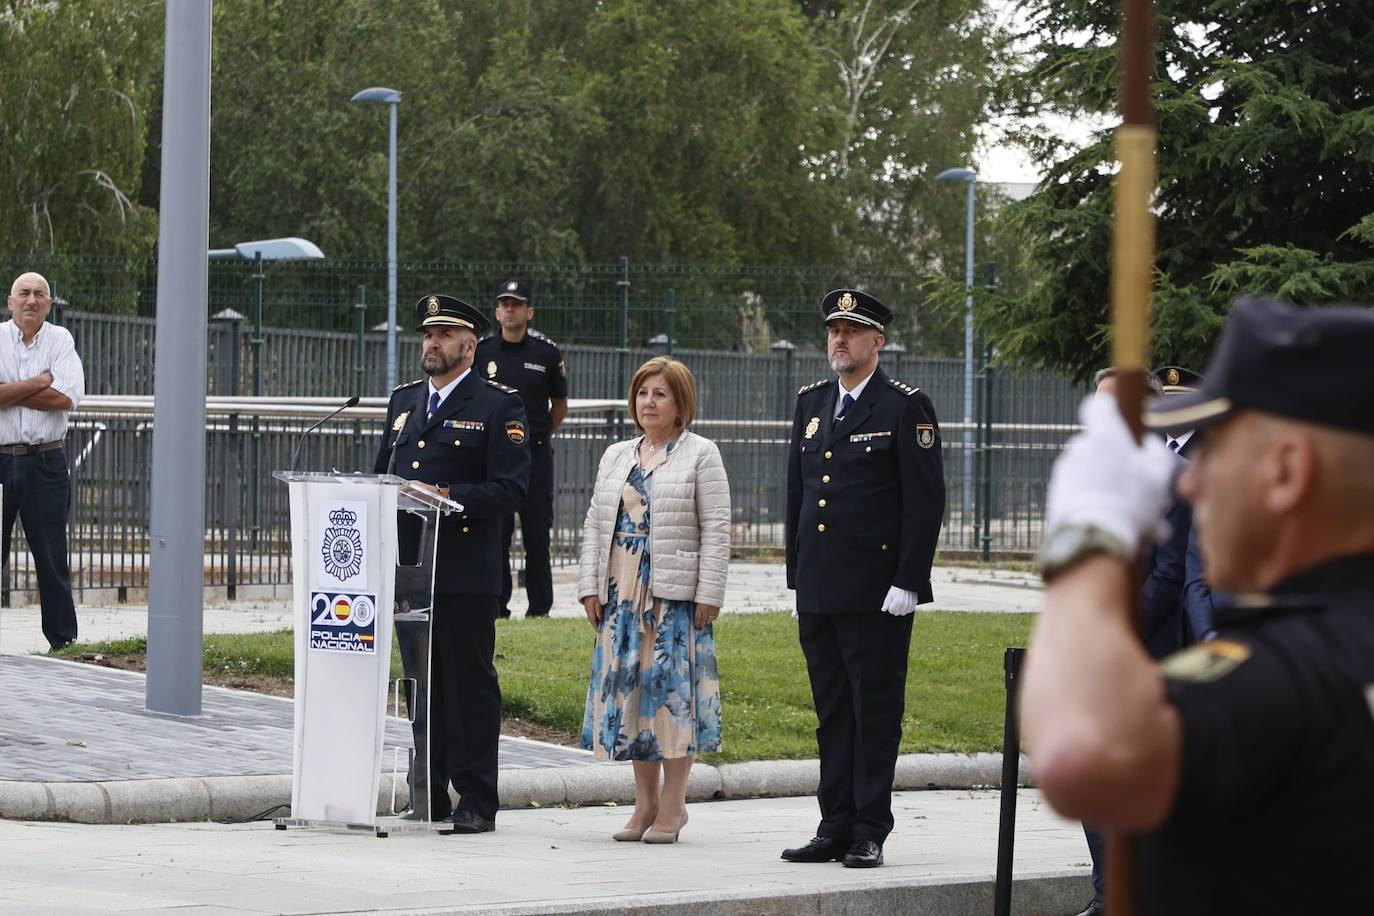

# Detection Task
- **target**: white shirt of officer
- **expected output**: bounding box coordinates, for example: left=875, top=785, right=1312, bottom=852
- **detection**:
left=427, top=369, right=468, bottom=418
left=834, top=368, right=875, bottom=420
left=0, top=313, right=85, bottom=446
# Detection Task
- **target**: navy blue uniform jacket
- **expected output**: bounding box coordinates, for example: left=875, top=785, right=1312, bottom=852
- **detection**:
left=373, top=372, right=531, bottom=596
left=785, top=368, right=946, bottom=614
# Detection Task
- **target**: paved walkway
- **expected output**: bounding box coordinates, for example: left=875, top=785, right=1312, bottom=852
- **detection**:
left=0, top=561, right=1042, bottom=656
left=0, top=791, right=1090, bottom=915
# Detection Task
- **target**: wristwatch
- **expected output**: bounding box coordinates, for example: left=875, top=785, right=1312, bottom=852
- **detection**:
left=1038, top=524, right=1132, bottom=582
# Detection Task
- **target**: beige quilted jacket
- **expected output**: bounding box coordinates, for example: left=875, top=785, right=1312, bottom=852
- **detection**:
left=577, top=430, right=731, bottom=608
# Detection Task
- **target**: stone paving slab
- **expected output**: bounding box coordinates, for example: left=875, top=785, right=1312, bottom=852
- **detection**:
left=0, top=655, right=595, bottom=783
left=0, top=791, right=1092, bottom=915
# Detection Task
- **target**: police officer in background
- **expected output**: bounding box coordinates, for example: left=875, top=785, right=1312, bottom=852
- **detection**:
left=474, top=279, right=567, bottom=619
left=374, top=294, right=530, bottom=833
left=781, top=289, right=945, bottom=869
left=1023, top=297, right=1374, bottom=914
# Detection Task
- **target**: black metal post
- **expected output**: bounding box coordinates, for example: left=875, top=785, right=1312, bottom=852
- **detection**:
left=665, top=287, right=675, bottom=357
left=353, top=284, right=366, bottom=469
left=994, top=645, right=1026, bottom=916
left=981, top=262, right=997, bottom=561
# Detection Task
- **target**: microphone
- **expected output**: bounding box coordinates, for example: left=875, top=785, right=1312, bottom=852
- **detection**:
left=290, top=396, right=360, bottom=473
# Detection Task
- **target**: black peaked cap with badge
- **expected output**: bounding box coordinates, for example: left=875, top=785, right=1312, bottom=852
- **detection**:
left=496, top=279, right=531, bottom=302
left=1153, top=365, right=1204, bottom=395
left=822, top=288, right=894, bottom=331
left=787, top=288, right=946, bottom=612
left=1145, top=296, right=1374, bottom=437
left=415, top=293, right=490, bottom=335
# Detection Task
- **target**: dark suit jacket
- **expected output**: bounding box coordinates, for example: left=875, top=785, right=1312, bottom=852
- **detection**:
left=373, top=371, right=530, bottom=596
left=785, top=367, right=946, bottom=614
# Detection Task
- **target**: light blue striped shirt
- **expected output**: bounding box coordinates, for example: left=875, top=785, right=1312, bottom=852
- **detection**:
left=0, top=319, right=85, bottom=445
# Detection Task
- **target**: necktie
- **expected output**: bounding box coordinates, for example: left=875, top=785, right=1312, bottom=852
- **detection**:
left=428, top=391, right=440, bottom=419
left=833, top=393, right=854, bottom=430
left=1168, top=439, right=1180, bottom=453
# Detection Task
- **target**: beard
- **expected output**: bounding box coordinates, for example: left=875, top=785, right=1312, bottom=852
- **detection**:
left=423, top=340, right=472, bottom=376
left=829, top=350, right=856, bottom=373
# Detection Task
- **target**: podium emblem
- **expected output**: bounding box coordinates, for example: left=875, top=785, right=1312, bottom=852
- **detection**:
left=321, top=506, right=364, bottom=582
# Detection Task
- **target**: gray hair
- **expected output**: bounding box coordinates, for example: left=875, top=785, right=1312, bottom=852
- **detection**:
left=1093, top=367, right=1165, bottom=397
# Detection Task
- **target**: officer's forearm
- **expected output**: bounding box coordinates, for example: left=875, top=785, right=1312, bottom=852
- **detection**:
left=548, top=399, right=568, bottom=433
left=1021, top=554, right=1182, bottom=830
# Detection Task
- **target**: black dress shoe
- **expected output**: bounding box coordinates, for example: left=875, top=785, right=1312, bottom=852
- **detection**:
left=842, top=839, right=884, bottom=868
left=781, top=836, right=849, bottom=863
left=1071, top=899, right=1104, bottom=916
left=450, top=810, right=496, bottom=834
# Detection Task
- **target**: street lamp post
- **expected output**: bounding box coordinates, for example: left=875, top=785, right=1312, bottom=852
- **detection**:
left=936, top=167, right=977, bottom=537
left=208, top=237, right=325, bottom=546
left=351, top=86, right=402, bottom=391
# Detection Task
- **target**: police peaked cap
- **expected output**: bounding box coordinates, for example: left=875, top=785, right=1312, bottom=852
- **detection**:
left=1145, top=297, right=1374, bottom=437
left=821, top=288, right=893, bottom=331
left=495, top=278, right=531, bottom=303
left=1152, top=365, right=1204, bottom=394
left=414, top=293, right=489, bottom=334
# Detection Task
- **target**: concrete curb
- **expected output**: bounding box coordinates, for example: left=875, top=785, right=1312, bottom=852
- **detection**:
left=0, top=752, right=1031, bottom=826
left=460, top=870, right=1087, bottom=915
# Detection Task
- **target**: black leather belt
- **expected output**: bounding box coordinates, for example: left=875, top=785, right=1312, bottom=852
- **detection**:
left=0, top=441, right=63, bottom=456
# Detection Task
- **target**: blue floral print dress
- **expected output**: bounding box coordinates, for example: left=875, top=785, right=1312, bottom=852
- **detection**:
left=580, top=442, right=723, bottom=760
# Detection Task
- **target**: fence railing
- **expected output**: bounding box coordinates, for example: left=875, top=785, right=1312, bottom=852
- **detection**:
left=2, top=395, right=1078, bottom=603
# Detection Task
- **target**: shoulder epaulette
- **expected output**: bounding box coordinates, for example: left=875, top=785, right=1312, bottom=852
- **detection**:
left=888, top=378, right=921, bottom=396
left=528, top=328, right=559, bottom=348
left=393, top=378, right=424, bottom=392
left=477, top=334, right=497, bottom=345
left=486, top=379, right=519, bottom=395
left=798, top=378, right=833, bottom=395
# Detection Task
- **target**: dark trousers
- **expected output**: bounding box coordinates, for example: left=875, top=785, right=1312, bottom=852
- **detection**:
left=431, top=594, right=501, bottom=819
left=0, top=449, right=77, bottom=649
left=798, top=610, right=914, bottom=845
left=395, top=615, right=448, bottom=818
left=500, top=440, right=553, bottom=616
left=1084, top=825, right=1106, bottom=899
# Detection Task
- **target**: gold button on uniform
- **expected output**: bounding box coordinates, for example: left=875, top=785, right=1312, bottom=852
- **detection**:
left=822, top=474, right=831, bottom=483
left=817, top=523, right=826, bottom=532
left=824, top=450, right=833, bottom=459
left=881, top=544, right=889, bottom=551
left=411, top=460, right=420, bottom=470
left=865, top=445, right=872, bottom=453
left=463, top=526, right=470, bottom=533
left=418, top=440, right=426, bottom=448
left=818, top=498, right=827, bottom=508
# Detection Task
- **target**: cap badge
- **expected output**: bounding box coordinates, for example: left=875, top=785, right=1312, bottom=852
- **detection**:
left=804, top=417, right=820, bottom=440
left=838, top=292, right=857, bottom=312
left=1167, top=368, right=1180, bottom=386
left=507, top=281, right=518, bottom=292
left=487, top=360, right=498, bottom=378
left=426, top=296, right=440, bottom=316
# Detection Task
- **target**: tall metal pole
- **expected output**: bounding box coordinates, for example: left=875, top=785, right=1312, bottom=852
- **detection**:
left=147, top=0, right=212, bottom=716
left=250, top=251, right=263, bottom=547
left=385, top=100, right=398, bottom=391
left=353, top=284, right=366, bottom=468
left=961, top=179, right=976, bottom=534
left=616, top=257, right=630, bottom=438
left=665, top=288, right=675, bottom=356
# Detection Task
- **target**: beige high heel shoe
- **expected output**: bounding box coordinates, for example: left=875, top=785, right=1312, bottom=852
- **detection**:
left=642, top=811, right=688, bottom=844
left=613, top=810, right=657, bottom=842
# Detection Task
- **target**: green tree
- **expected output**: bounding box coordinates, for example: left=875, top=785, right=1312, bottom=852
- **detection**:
left=983, top=0, right=1374, bottom=380
left=0, top=0, right=161, bottom=256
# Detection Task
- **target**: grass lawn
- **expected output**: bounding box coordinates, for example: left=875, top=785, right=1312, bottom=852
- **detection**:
left=57, top=610, right=1032, bottom=763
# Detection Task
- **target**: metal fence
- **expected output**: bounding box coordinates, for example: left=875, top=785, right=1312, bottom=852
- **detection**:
left=0, top=259, right=1085, bottom=601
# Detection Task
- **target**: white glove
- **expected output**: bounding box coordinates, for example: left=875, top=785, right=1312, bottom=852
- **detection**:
left=881, top=586, right=918, bottom=616
left=1043, top=395, right=1177, bottom=555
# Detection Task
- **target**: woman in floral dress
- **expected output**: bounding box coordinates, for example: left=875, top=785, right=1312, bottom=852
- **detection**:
left=577, top=357, right=731, bottom=843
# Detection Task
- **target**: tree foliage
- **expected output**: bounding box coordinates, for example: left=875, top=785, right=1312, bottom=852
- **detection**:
left=2, top=0, right=998, bottom=272
left=983, top=0, right=1374, bottom=380
left=0, top=0, right=162, bottom=257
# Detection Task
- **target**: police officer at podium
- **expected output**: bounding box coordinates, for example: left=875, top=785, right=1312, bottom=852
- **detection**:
left=374, top=293, right=530, bottom=832
left=781, top=289, right=946, bottom=869
left=474, top=279, right=567, bottom=618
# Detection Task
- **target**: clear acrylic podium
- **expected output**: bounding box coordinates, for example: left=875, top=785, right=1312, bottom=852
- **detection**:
left=270, top=471, right=461, bottom=837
